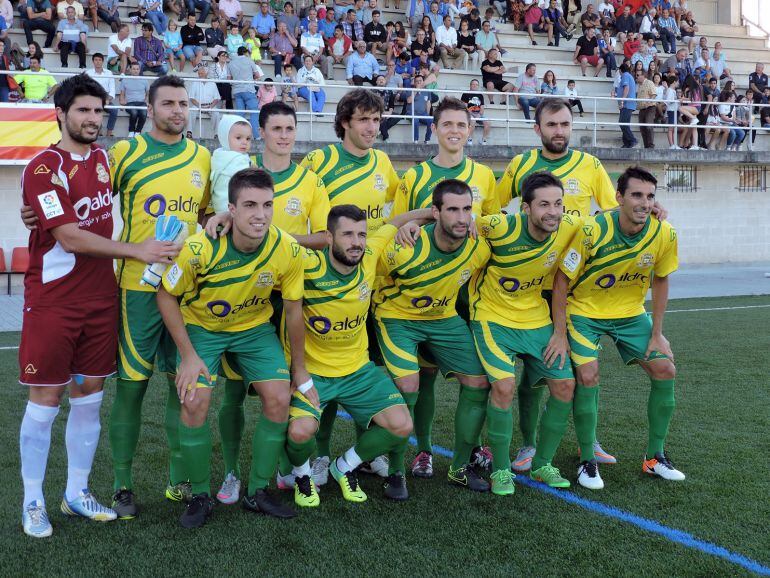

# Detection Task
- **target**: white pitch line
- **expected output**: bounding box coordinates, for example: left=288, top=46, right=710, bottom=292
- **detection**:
left=667, top=304, right=770, bottom=313
left=0, top=345, right=19, bottom=350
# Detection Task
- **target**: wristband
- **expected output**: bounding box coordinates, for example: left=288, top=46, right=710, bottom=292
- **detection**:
left=297, top=379, right=314, bottom=394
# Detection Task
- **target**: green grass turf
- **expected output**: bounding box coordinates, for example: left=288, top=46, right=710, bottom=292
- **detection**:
left=1, top=295, right=768, bottom=576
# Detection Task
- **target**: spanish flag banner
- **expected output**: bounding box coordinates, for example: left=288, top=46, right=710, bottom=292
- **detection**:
left=0, top=104, right=61, bottom=165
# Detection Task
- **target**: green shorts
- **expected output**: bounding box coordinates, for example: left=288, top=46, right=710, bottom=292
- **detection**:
left=184, top=322, right=290, bottom=388
left=375, top=315, right=485, bottom=379
left=289, top=361, right=405, bottom=429
left=118, top=289, right=177, bottom=381
left=567, top=312, right=669, bottom=367
left=471, top=320, right=574, bottom=385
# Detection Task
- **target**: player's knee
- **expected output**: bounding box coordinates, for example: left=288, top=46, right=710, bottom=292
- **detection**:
left=651, top=360, right=676, bottom=381
left=180, top=396, right=209, bottom=426
left=30, top=388, right=64, bottom=408
left=261, top=387, right=291, bottom=419
left=386, top=406, right=413, bottom=438
left=288, top=419, right=317, bottom=444
left=549, top=379, right=576, bottom=402
left=576, top=364, right=600, bottom=387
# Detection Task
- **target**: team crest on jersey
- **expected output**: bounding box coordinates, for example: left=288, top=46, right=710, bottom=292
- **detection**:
left=34, top=164, right=50, bottom=175
left=565, top=178, right=580, bottom=196
left=543, top=251, right=558, bottom=267
left=358, top=281, right=370, bottom=300
left=68, top=165, right=79, bottom=179
left=638, top=253, right=655, bottom=267
left=188, top=241, right=203, bottom=255
left=470, top=186, right=481, bottom=203
left=96, top=163, right=110, bottom=184
left=256, top=271, right=274, bottom=287
left=187, top=256, right=201, bottom=270
left=386, top=250, right=396, bottom=266
left=285, top=197, right=302, bottom=216
left=108, top=149, right=116, bottom=167
left=373, top=174, right=385, bottom=192
left=50, top=173, right=64, bottom=188
left=191, top=170, right=202, bottom=189
left=458, top=269, right=471, bottom=285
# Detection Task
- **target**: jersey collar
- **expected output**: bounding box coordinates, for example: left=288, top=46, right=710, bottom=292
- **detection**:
left=611, top=210, right=651, bottom=243
left=536, top=148, right=574, bottom=168
left=336, top=143, right=372, bottom=165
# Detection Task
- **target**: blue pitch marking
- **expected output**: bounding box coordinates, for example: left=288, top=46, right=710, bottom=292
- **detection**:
left=336, top=410, right=770, bottom=576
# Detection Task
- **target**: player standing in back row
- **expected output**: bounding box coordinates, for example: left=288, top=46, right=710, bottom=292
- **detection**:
left=18, top=74, right=178, bottom=538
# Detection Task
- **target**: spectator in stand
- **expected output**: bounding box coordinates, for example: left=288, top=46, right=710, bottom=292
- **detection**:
left=23, top=42, right=45, bottom=69
left=678, top=10, right=697, bottom=54
left=164, top=0, right=185, bottom=23
left=704, top=93, right=727, bottom=149
left=693, top=47, right=713, bottom=82
left=617, top=60, right=638, bottom=147
left=524, top=0, right=552, bottom=46
left=57, top=0, right=85, bottom=21
left=342, top=8, right=365, bottom=42
left=279, top=2, right=301, bottom=36
left=23, top=0, right=56, bottom=48
left=0, top=40, right=16, bottom=103
left=733, top=93, right=750, bottom=148
left=427, top=2, right=443, bottom=32
left=663, top=48, right=690, bottom=84
left=418, top=16, right=438, bottom=59
left=515, top=62, right=540, bottom=120
left=218, top=0, right=244, bottom=27
left=269, top=21, right=298, bottom=76
left=353, top=0, right=366, bottom=23
left=541, top=68, right=558, bottom=96
left=301, top=19, right=332, bottom=79
left=93, top=0, right=122, bottom=33
left=596, top=1, right=615, bottom=30
left=508, top=0, right=526, bottom=31
left=245, top=29, right=261, bottom=59
left=749, top=62, right=767, bottom=101
left=574, top=26, right=605, bottom=77
left=185, top=0, right=210, bottom=24
left=209, top=49, right=232, bottom=109
left=134, top=22, right=168, bottom=74
left=189, top=63, right=222, bottom=137
left=181, top=14, right=206, bottom=69
left=106, top=24, right=134, bottom=74
left=257, top=77, right=278, bottom=107
left=635, top=68, right=657, bottom=148
left=716, top=90, right=743, bottom=151
left=388, top=20, right=411, bottom=63
left=656, top=7, right=677, bottom=54
left=229, top=45, right=262, bottom=134
left=481, top=47, right=512, bottom=104
left=639, top=7, right=659, bottom=46
left=405, top=0, right=425, bottom=35
left=462, top=8, right=483, bottom=34
left=475, top=19, right=503, bottom=61
left=281, top=63, right=299, bottom=108
left=319, top=7, right=337, bottom=37
left=461, top=79, right=490, bottom=144
left=296, top=53, right=326, bottom=112
left=0, top=10, right=7, bottom=49
left=301, top=7, right=320, bottom=34
left=0, top=0, right=10, bottom=28
left=395, top=51, right=415, bottom=87
left=457, top=18, right=479, bottom=70
left=204, top=18, right=227, bottom=59
left=623, top=31, right=641, bottom=59
left=120, top=61, right=149, bottom=137
left=226, top=24, right=245, bottom=56
left=254, top=2, right=277, bottom=44
left=55, top=6, right=88, bottom=68
left=15, top=55, right=57, bottom=102
left=437, top=14, right=466, bottom=69
left=362, top=0, right=378, bottom=25
left=86, top=53, right=118, bottom=136
left=543, top=0, right=573, bottom=47
left=347, top=39, right=379, bottom=84
left=615, top=4, right=636, bottom=43
left=598, top=28, right=617, bottom=77
left=411, top=27, right=435, bottom=61
left=579, top=4, right=600, bottom=31
left=631, top=41, right=653, bottom=73
left=711, top=42, right=730, bottom=81
left=328, top=24, right=354, bottom=68
left=411, top=74, right=433, bottom=142
left=364, top=9, right=388, bottom=58
left=141, top=0, right=168, bottom=34
left=565, top=78, right=583, bottom=115
left=163, top=20, right=186, bottom=72
left=376, top=61, right=404, bottom=109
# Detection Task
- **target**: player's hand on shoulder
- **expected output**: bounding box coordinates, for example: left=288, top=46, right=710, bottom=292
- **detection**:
left=651, top=201, right=668, bottom=221
left=135, top=238, right=180, bottom=264
left=176, top=354, right=212, bottom=403
left=204, top=211, right=233, bottom=238
left=20, top=204, right=39, bottom=230
left=395, top=221, right=421, bottom=247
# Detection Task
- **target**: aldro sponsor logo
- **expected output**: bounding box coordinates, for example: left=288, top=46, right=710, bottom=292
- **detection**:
left=594, top=272, right=648, bottom=289
left=206, top=295, right=270, bottom=317
left=410, top=296, right=451, bottom=308
left=308, top=313, right=367, bottom=334
left=144, top=194, right=201, bottom=218
left=498, top=276, right=544, bottom=293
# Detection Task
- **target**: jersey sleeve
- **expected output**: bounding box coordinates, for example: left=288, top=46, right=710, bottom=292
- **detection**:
left=108, top=139, right=131, bottom=193
left=299, top=149, right=321, bottom=173
left=308, top=173, right=331, bottom=233
left=592, top=160, right=618, bottom=210
left=557, top=213, right=583, bottom=247
left=481, top=166, right=501, bottom=215
left=279, top=239, right=304, bottom=301
left=496, top=156, right=520, bottom=208
left=472, top=237, right=492, bottom=269
left=22, top=156, right=78, bottom=232
left=162, top=235, right=210, bottom=297
left=476, top=213, right=508, bottom=241
left=558, top=219, right=594, bottom=281
left=654, top=222, right=678, bottom=278
left=365, top=223, right=398, bottom=264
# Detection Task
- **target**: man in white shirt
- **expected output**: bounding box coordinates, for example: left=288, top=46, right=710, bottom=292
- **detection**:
left=188, top=64, right=222, bottom=137
left=300, top=20, right=332, bottom=79
left=436, top=14, right=466, bottom=69
left=106, top=23, right=134, bottom=74
left=56, top=0, right=84, bottom=20
left=85, top=52, right=118, bottom=136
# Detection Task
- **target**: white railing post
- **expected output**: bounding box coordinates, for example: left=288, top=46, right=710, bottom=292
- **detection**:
left=592, top=95, right=598, bottom=147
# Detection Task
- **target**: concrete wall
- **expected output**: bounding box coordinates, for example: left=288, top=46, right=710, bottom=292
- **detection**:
left=1, top=159, right=768, bottom=267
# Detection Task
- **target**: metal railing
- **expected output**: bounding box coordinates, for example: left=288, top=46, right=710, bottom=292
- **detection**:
left=2, top=69, right=769, bottom=150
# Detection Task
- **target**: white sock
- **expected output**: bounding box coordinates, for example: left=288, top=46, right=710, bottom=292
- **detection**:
left=291, top=460, right=312, bottom=478
left=20, top=401, right=60, bottom=508
left=65, top=391, right=103, bottom=502
left=336, top=447, right=363, bottom=473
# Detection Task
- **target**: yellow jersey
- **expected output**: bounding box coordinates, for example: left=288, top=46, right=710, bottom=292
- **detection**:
left=470, top=212, right=582, bottom=329
left=252, top=154, right=330, bottom=237
left=297, top=225, right=398, bottom=377
left=391, top=157, right=500, bottom=218
left=496, top=149, right=617, bottom=218
left=559, top=212, right=678, bottom=319
left=374, top=223, right=490, bottom=321
left=162, top=227, right=303, bottom=332
left=110, top=134, right=211, bottom=292
left=300, top=143, right=399, bottom=232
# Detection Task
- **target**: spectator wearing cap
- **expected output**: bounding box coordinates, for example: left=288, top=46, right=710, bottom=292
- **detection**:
left=189, top=63, right=222, bottom=136
left=346, top=39, right=379, bottom=84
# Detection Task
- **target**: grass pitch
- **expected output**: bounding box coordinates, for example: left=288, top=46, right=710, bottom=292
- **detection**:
left=0, top=295, right=768, bottom=577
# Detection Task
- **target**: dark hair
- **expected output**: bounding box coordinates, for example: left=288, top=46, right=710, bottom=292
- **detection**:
left=148, top=74, right=187, bottom=106
left=327, top=204, right=366, bottom=233
left=92, top=52, right=105, bottom=61
left=334, top=88, right=384, bottom=139
left=259, top=100, right=297, bottom=128
left=142, top=22, right=153, bottom=31
left=432, top=96, right=470, bottom=125
left=534, top=98, right=573, bottom=125
left=228, top=168, right=274, bottom=204
left=237, top=45, right=249, bottom=55
left=372, top=9, right=380, bottom=15
left=617, top=166, right=657, bottom=196
left=53, top=73, right=108, bottom=128
left=334, top=24, right=343, bottom=32
left=433, top=179, right=472, bottom=209
left=520, top=171, right=563, bottom=205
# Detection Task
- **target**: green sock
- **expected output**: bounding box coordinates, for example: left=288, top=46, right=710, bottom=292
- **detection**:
left=286, top=436, right=317, bottom=468
left=248, top=415, right=287, bottom=495
left=451, top=386, right=490, bottom=470
left=486, top=402, right=513, bottom=472
left=647, top=379, right=676, bottom=456
left=517, top=374, right=546, bottom=447
left=531, top=396, right=572, bottom=470
left=109, top=379, right=148, bottom=490
left=218, top=379, right=246, bottom=478
left=388, top=391, right=418, bottom=475
left=315, top=401, right=338, bottom=458
left=573, top=384, right=599, bottom=462
left=180, top=422, right=212, bottom=496
left=355, top=425, right=406, bottom=462
left=165, top=376, right=186, bottom=485
left=414, top=370, right=438, bottom=453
